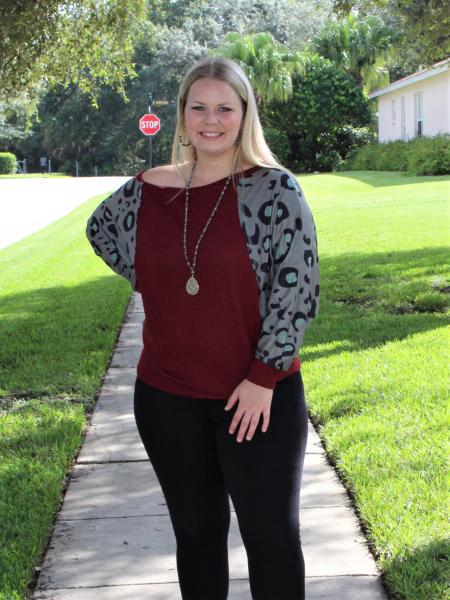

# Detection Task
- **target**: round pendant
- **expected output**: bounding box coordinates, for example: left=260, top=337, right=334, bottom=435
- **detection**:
left=186, top=275, right=199, bottom=295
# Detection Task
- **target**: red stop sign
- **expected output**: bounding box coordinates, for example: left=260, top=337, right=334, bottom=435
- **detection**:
left=139, top=113, right=161, bottom=136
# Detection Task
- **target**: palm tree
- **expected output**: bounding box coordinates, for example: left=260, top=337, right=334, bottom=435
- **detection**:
left=210, top=32, right=305, bottom=105
left=311, top=12, right=401, bottom=93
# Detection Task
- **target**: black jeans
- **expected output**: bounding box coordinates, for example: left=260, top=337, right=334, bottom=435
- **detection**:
left=133, top=370, right=308, bottom=600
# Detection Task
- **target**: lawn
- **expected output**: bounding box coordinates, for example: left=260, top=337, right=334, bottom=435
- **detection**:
left=0, top=170, right=449, bottom=599
left=0, top=174, right=70, bottom=179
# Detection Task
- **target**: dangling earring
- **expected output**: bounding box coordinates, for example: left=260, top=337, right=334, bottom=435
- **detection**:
left=178, top=135, right=191, bottom=147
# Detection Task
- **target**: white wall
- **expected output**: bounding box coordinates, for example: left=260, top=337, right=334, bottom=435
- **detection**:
left=376, top=70, right=450, bottom=142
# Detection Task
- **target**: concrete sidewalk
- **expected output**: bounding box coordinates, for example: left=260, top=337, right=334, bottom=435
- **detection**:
left=32, top=293, right=388, bottom=600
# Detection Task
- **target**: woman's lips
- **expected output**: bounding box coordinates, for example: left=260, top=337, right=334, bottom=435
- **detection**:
left=199, top=132, right=224, bottom=138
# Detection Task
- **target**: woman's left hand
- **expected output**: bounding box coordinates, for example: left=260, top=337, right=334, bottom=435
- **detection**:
left=224, top=379, right=273, bottom=442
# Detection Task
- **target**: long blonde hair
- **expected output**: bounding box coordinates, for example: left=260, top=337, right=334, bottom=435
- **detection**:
left=166, top=56, right=290, bottom=203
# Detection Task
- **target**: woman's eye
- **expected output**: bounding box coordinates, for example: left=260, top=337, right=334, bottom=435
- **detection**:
left=191, top=106, right=231, bottom=111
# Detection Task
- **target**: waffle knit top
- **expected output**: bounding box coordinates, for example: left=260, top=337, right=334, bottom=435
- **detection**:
left=134, top=166, right=300, bottom=399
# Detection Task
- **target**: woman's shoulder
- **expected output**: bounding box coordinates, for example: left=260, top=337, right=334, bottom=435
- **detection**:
left=249, top=165, right=300, bottom=190
left=139, top=164, right=184, bottom=187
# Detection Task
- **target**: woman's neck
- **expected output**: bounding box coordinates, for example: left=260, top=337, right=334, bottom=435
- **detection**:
left=188, top=155, right=253, bottom=186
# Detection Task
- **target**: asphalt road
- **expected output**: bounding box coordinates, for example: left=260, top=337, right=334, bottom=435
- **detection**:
left=0, top=176, right=131, bottom=251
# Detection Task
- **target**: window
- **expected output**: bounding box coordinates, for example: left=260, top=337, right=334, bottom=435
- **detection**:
left=400, top=96, right=406, bottom=140
left=415, top=91, right=423, bottom=136
left=391, top=99, right=396, bottom=124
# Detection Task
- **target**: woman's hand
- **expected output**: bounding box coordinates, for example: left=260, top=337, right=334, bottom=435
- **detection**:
left=224, top=379, right=273, bottom=442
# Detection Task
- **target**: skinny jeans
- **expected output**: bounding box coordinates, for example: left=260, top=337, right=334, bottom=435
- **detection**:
left=133, top=370, right=308, bottom=600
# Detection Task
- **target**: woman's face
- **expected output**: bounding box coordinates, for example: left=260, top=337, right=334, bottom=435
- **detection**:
left=184, top=77, right=244, bottom=161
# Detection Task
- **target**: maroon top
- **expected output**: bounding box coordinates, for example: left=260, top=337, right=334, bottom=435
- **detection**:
left=134, top=166, right=300, bottom=399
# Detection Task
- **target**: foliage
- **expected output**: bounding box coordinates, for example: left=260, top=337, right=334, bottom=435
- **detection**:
left=0, top=152, right=16, bottom=174
left=183, top=0, right=335, bottom=50
left=332, top=0, right=450, bottom=65
left=10, top=86, right=126, bottom=174
left=310, top=11, right=402, bottom=92
left=211, top=31, right=305, bottom=104
left=0, top=84, right=45, bottom=144
left=262, top=52, right=373, bottom=172
left=0, top=0, right=146, bottom=109
left=333, top=124, right=375, bottom=157
left=342, top=134, right=450, bottom=175
left=262, top=126, right=291, bottom=164
left=407, top=134, right=450, bottom=176
left=8, top=16, right=208, bottom=173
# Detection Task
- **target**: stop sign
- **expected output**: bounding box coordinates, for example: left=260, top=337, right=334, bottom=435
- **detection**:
left=139, top=113, right=160, bottom=136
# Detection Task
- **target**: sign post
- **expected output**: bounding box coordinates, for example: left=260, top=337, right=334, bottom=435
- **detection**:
left=139, top=93, right=161, bottom=167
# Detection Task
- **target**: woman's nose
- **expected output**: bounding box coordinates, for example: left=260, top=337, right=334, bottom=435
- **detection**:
left=203, top=110, right=219, bottom=124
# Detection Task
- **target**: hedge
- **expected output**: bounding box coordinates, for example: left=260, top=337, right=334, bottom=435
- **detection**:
left=340, top=134, right=450, bottom=175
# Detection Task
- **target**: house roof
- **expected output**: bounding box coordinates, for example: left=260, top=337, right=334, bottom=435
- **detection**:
left=368, top=57, right=450, bottom=99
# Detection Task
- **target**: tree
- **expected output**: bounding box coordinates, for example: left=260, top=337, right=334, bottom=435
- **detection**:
left=183, top=0, right=335, bottom=50
left=0, top=0, right=146, bottom=108
left=310, top=12, right=402, bottom=92
left=332, top=0, right=450, bottom=65
left=261, top=53, right=373, bottom=171
left=211, top=32, right=305, bottom=104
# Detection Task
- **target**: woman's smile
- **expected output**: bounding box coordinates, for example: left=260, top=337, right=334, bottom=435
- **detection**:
left=199, top=131, right=224, bottom=139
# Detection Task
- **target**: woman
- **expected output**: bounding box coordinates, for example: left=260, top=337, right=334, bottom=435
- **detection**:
left=86, top=55, right=319, bottom=599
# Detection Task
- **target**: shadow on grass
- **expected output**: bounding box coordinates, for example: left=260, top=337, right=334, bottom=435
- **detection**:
left=0, top=276, right=132, bottom=401
left=301, top=170, right=450, bottom=188
left=0, top=245, right=448, bottom=402
left=309, top=244, right=449, bottom=361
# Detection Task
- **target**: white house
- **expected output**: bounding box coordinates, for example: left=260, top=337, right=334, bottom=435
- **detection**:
left=368, top=57, right=450, bottom=143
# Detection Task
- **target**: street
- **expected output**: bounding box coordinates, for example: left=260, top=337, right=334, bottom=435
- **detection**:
left=0, top=176, right=131, bottom=250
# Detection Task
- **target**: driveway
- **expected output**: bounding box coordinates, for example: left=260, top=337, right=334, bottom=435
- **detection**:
left=0, top=176, right=131, bottom=251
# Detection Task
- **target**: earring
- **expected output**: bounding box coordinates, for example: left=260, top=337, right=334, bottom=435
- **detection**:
left=235, top=130, right=242, bottom=146
left=178, top=135, right=191, bottom=147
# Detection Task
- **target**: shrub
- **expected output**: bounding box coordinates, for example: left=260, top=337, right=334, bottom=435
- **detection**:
left=333, top=125, right=374, bottom=160
left=315, top=147, right=342, bottom=171
left=344, top=134, right=450, bottom=175
left=408, top=134, right=450, bottom=175
left=0, top=152, right=17, bottom=174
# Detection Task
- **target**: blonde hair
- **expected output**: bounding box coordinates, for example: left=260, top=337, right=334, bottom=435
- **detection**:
left=165, top=56, right=291, bottom=204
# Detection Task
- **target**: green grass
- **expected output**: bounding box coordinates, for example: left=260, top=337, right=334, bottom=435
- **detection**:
left=299, top=170, right=450, bottom=599
left=0, top=193, right=132, bottom=600
left=0, top=173, right=71, bottom=179
left=0, top=171, right=449, bottom=599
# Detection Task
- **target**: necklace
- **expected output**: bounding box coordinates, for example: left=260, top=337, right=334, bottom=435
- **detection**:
left=183, top=159, right=233, bottom=295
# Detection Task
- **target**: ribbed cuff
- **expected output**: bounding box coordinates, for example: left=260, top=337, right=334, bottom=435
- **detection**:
left=245, top=357, right=282, bottom=390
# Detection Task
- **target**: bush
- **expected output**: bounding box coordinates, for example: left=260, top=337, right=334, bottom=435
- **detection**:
left=315, top=147, right=342, bottom=171
left=344, top=134, right=450, bottom=175
left=0, top=152, right=17, bottom=174
left=333, top=125, right=375, bottom=160
left=408, top=134, right=450, bottom=175
left=263, top=127, right=291, bottom=165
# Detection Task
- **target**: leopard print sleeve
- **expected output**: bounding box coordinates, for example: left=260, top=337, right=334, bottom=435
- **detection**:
left=85, top=176, right=142, bottom=291
left=254, top=171, right=320, bottom=371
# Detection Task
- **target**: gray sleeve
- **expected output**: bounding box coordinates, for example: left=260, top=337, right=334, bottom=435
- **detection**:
left=254, top=172, right=320, bottom=370
left=85, top=177, right=139, bottom=291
